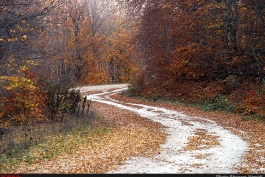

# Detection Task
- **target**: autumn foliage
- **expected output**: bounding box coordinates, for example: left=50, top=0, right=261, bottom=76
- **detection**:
left=0, top=66, right=46, bottom=126
left=0, top=0, right=136, bottom=127
left=123, top=0, right=265, bottom=118
left=2, top=0, right=265, bottom=127
left=0, top=65, right=82, bottom=127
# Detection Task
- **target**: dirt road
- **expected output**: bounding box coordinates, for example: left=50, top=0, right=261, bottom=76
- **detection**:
left=80, top=84, right=249, bottom=173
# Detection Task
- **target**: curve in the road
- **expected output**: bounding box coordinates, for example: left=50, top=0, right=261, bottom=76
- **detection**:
left=81, top=84, right=248, bottom=173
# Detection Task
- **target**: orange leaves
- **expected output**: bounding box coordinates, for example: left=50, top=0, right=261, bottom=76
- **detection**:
left=0, top=67, right=47, bottom=127
left=243, top=88, right=265, bottom=116
left=184, top=129, right=220, bottom=151
left=126, top=0, right=213, bottom=95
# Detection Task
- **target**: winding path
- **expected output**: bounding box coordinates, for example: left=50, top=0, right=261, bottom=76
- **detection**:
left=79, top=84, right=248, bottom=173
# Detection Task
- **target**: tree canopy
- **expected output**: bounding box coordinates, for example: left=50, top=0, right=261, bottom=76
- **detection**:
left=1, top=0, right=265, bottom=125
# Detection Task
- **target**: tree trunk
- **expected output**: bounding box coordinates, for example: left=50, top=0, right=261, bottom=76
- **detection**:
left=251, top=0, right=263, bottom=79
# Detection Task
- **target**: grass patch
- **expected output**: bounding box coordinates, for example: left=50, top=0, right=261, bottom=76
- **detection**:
left=123, top=92, right=265, bottom=126
left=241, top=114, right=265, bottom=122
left=122, top=91, right=241, bottom=115
left=121, top=85, right=141, bottom=97
left=201, top=94, right=236, bottom=113
left=0, top=114, right=113, bottom=173
left=157, top=98, right=200, bottom=108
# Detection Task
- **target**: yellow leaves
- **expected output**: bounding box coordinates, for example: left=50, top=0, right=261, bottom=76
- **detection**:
left=26, top=59, right=35, bottom=65
left=7, top=32, right=27, bottom=42
left=207, top=22, right=222, bottom=29
left=7, top=37, right=18, bottom=42
left=0, top=68, right=45, bottom=127
left=241, top=7, right=248, bottom=12
left=3, top=66, right=35, bottom=91
left=6, top=76, right=32, bottom=90
left=48, top=23, right=54, bottom=27
left=17, top=25, right=23, bottom=31
left=2, top=6, right=7, bottom=12
left=0, top=74, right=11, bottom=81
left=6, top=77, right=19, bottom=90
left=21, top=35, right=27, bottom=41
left=20, top=65, right=29, bottom=72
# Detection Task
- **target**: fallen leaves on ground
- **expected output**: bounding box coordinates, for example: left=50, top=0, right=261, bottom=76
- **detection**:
left=184, top=129, right=220, bottom=151
left=10, top=100, right=167, bottom=174
left=7, top=89, right=265, bottom=174
left=111, top=93, right=265, bottom=174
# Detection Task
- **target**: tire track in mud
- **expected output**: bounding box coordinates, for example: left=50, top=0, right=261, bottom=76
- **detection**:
left=82, top=85, right=248, bottom=173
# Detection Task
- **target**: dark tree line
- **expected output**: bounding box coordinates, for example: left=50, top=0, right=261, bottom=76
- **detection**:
left=122, top=0, right=265, bottom=116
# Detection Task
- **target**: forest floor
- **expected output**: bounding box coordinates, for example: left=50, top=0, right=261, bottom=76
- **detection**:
left=13, top=84, right=265, bottom=174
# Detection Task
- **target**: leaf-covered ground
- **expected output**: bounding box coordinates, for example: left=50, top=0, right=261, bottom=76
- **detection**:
left=110, top=92, right=265, bottom=173
left=9, top=84, right=265, bottom=173
left=11, top=101, right=167, bottom=173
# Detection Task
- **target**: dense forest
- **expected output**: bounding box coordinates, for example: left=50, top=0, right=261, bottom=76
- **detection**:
left=0, top=0, right=135, bottom=127
left=122, top=0, right=265, bottom=118
left=1, top=0, right=265, bottom=128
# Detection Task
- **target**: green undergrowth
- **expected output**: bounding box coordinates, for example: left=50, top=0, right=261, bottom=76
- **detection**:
left=0, top=114, right=113, bottom=173
left=240, top=113, right=265, bottom=122
left=122, top=87, right=265, bottom=122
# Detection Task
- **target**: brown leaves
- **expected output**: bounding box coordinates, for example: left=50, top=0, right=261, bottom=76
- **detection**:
left=184, top=129, right=220, bottom=151
left=7, top=89, right=265, bottom=174
left=110, top=93, right=265, bottom=173
left=10, top=98, right=167, bottom=174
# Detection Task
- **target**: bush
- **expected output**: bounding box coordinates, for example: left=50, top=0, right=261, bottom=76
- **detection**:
left=202, top=94, right=236, bottom=112
left=44, top=81, right=81, bottom=122
left=0, top=67, right=82, bottom=127
left=122, top=85, right=141, bottom=97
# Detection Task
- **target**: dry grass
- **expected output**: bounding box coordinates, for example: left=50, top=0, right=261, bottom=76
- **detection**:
left=0, top=115, right=93, bottom=155
left=5, top=101, right=167, bottom=174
